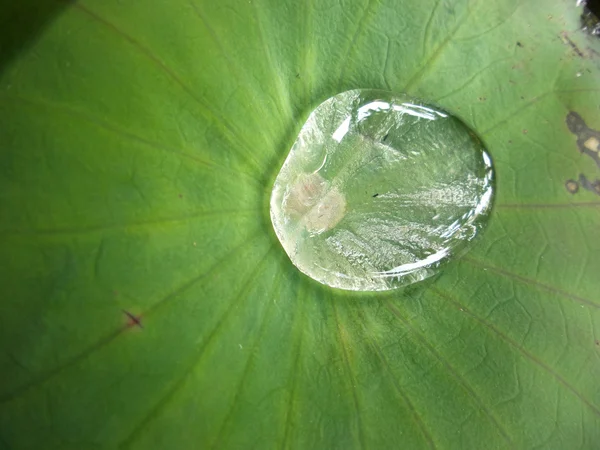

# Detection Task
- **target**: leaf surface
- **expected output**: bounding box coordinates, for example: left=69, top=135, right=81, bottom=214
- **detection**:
left=1, top=0, right=600, bottom=449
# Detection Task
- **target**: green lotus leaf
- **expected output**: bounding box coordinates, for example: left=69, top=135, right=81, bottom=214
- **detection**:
left=1, top=0, right=599, bottom=449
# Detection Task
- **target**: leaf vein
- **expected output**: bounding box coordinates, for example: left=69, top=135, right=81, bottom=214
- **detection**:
left=431, top=288, right=600, bottom=418
left=280, top=282, right=306, bottom=450
left=385, top=300, right=514, bottom=445
left=463, top=257, right=600, bottom=309
left=434, top=55, right=513, bottom=101
left=354, top=305, right=437, bottom=449
left=0, top=231, right=263, bottom=405
left=332, top=300, right=366, bottom=450
left=0, top=93, right=262, bottom=185
left=73, top=3, right=264, bottom=174
left=496, top=202, right=600, bottom=209
left=210, top=263, right=285, bottom=449
left=120, top=242, right=277, bottom=449
left=1, top=209, right=260, bottom=237
left=337, top=0, right=383, bottom=90
left=251, top=1, right=294, bottom=124
left=402, top=0, right=483, bottom=93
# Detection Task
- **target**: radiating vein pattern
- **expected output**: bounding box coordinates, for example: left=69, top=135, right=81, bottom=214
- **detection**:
left=0, top=0, right=599, bottom=449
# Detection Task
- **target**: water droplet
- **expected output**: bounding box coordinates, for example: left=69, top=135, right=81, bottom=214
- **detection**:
left=581, top=2, right=600, bottom=36
left=270, top=89, right=494, bottom=291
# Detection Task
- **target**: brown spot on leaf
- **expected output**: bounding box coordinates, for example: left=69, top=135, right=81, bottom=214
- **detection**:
left=565, top=179, right=579, bottom=194
left=123, top=310, right=143, bottom=329
left=566, top=111, right=600, bottom=168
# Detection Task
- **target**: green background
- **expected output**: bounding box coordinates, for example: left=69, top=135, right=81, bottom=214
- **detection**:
left=1, top=0, right=599, bottom=449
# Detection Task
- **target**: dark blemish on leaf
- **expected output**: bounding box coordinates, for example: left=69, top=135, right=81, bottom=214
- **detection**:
left=382, top=133, right=389, bottom=142
left=565, top=179, right=579, bottom=194
left=372, top=193, right=379, bottom=198
left=178, top=193, right=183, bottom=198
left=123, top=310, right=143, bottom=329
left=578, top=173, right=600, bottom=196
left=520, top=96, right=524, bottom=100
left=516, top=41, right=523, bottom=47
left=478, top=97, right=486, bottom=101
left=596, top=339, right=600, bottom=346
left=565, top=111, right=600, bottom=168
left=508, top=140, right=513, bottom=144
left=560, top=31, right=586, bottom=57
left=578, top=173, right=592, bottom=189
left=296, top=73, right=300, bottom=79
left=566, top=111, right=586, bottom=134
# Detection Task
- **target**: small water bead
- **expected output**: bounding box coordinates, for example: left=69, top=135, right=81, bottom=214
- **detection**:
left=270, top=89, right=494, bottom=291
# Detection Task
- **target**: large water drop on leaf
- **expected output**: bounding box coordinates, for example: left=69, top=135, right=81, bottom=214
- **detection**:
left=270, top=89, right=494, bottom=291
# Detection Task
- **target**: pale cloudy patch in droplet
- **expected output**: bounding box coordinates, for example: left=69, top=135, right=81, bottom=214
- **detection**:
left=283, top=173, right=346, bottom=234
